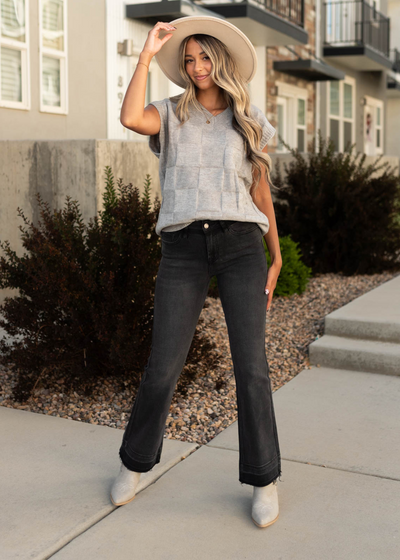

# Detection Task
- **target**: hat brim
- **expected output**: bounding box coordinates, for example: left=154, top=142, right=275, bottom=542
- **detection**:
left=154, top=16, right=257, bottom=89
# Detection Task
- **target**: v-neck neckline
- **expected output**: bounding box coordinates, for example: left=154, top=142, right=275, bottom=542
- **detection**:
left=197, top=100, right=230, bottom=119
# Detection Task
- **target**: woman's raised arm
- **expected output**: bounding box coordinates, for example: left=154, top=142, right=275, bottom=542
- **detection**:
left=120, top=21, right=176, bottom=135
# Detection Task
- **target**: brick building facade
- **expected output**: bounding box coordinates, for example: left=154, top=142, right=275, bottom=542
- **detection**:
left=266, top=0, right=316, bottom=154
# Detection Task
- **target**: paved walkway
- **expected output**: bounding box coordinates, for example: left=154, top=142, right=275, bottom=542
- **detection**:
left=1, top=274, right=399, bottom=560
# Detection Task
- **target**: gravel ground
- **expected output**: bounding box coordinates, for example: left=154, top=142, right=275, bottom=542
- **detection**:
left=0, top=270, right=398, bottom=446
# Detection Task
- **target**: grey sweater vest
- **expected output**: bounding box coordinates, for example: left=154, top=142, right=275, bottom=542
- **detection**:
left=148, top=97, right=276, bottom=236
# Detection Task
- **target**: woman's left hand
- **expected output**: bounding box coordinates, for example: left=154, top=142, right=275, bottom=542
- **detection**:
left=264, top=260, right=282, bottom=312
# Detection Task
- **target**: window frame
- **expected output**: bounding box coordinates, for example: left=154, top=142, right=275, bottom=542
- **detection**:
left=275, top=81, right=308, bottom=153
left=327, top=76, right=356, bottom=152
left=376, top=105, right=382, bottom=151
left=364, top=95, right=384, bottom=156
left=296, top=97, right=306, bottom=152
left=38, top=0, right=68, bottom=114
left=276, top=95, right=287, bottom=153
left=0, top=0, right=31, bottom=109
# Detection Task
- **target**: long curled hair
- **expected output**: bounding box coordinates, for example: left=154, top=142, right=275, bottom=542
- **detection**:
left=170, top=33, right=274, bottom=196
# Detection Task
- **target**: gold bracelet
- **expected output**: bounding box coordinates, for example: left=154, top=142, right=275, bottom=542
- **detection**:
left=136, top=61, right=149, bottom=69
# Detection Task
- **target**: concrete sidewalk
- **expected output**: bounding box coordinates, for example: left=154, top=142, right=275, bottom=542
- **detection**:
left=1, top=274, right=399, bottom=560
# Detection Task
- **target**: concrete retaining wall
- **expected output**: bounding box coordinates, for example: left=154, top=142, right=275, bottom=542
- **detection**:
left=0, top=140, right=160, bottom=303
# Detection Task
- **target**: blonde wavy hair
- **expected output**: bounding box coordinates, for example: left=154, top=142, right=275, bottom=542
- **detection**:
left=169, top=33, right=274, bottom=196
left=166, top=33, right=274, bottom=195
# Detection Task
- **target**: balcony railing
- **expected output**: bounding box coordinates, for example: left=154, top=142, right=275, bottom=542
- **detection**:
left=390, top=48, right=400, bottom=73
left=198, top=0, right=304, bottom=28
left=324, top=0, right=390, bottom=57
left=252, top=0, right=304, bottom=27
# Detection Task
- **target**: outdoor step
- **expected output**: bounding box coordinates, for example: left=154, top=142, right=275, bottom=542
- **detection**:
left=324, top=315, right=400, bottom=344
left=322, top=274, right=400, bottom=344
left=309, top=334, right=400, bottom=376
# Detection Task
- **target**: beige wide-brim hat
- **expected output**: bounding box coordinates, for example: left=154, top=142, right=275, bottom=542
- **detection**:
left=155, top=16, right=258, bottom=89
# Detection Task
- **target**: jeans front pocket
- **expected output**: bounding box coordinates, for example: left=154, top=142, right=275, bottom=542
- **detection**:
left=161, top=229, right=184, bottom=245
left=227, top=221, right=260, bottom=235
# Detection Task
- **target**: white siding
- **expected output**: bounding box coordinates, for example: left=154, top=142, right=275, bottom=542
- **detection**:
left=106, top=0, right=183, bottom=140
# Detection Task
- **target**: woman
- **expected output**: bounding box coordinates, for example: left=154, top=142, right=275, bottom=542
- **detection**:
left=111, top=16, right=283, bottom=529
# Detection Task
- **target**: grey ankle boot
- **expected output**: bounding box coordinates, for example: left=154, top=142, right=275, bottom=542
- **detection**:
left=251, top=480, right=279, bottom=528
left=110, top=462, right=141, bottom=506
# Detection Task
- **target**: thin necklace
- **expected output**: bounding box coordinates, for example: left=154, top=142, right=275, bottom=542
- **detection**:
left=198, top=101, right=228, bottom=124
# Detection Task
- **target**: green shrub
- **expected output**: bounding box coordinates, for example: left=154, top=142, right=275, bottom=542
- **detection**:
left=0, top=168, right=222, bottom=402
left=264, top=235, right=312, bottom=296
left=208, top=275, right=219, bottom=298
left=272, top=133, right=400, bottom=275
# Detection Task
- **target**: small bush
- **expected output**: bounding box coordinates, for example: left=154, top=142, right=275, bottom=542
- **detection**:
left=272, top=133, right=400, bottom=275
left=208, top=275, right=219, bottom=298
left=0, top=168, right=222, bottom=402
left=264, top=235, right=312, bottom=296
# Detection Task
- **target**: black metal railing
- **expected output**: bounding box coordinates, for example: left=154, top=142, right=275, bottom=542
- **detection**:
left=197, top=0, right=305, bottom=28
left=252, top=0, right=304, bottom=28
left=390, top=48, right=400, bottom=73
left=324, top=0, right=390, bottom=57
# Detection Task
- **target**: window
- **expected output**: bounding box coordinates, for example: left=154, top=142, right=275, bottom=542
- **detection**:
left=364, top=96, right=383, bottom=156
left=39, top=0, right=67, bottom=113
left=376, top=106, right=382, bottom=149
left=276, top=97, right=287, bottom=152
left=326, top=0, right=359, bottom=48
left=275, top=82, right=308, bottom=153
left=327, top=77, right=355, bottom=152
left=0, top=0, right=30, bottom=109
left=297, top=98, right=306, bottom=152
left=343, top=82, right=353, bottom=149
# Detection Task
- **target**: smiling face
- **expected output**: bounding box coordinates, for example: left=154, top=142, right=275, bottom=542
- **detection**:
left=184, top=37, right=214, bottom=89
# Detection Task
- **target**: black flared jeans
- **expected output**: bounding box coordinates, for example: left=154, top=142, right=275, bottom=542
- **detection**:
left=119, top=219, right=282, bottom=487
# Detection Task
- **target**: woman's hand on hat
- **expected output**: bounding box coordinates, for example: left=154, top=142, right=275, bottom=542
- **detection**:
left=142, top=21, right=177, bottom=58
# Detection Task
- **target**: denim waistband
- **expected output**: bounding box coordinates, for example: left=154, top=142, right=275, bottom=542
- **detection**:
left=185, top=219, right=237, bottom=232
